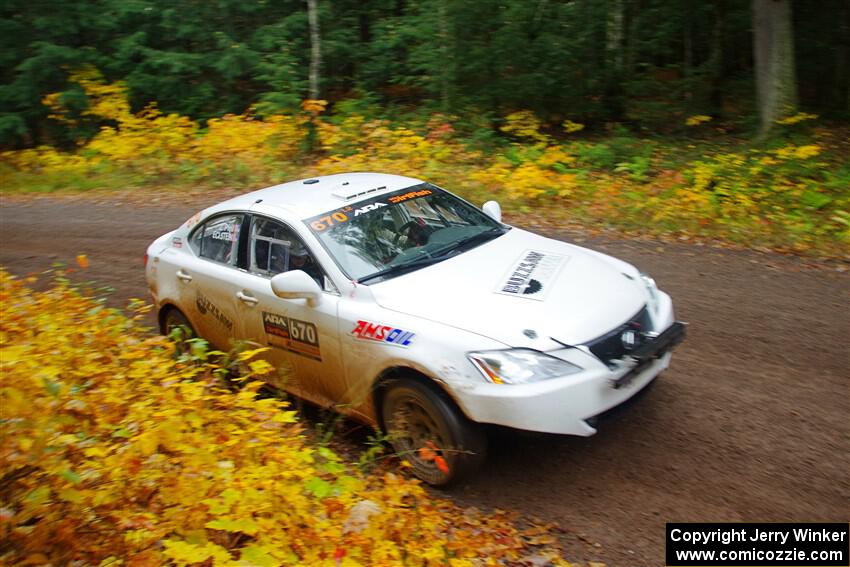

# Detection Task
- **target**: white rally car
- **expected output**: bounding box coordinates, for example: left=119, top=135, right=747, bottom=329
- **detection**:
left=146, top=173, right=685, bottom=485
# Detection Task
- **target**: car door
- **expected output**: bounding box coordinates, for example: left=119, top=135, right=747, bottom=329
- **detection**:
left=233, top=215, right=347, bottom=409
left=177, top=212, right=247, bottom=350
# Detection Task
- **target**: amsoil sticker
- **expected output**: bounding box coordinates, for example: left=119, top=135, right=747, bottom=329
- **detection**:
left=495, top=250, right=567, bottom=300
left=196, top=291, right=233, bottom=330
left=263, top=312, right=321, bottom=361
left=351, top=320, right=415, bottom=347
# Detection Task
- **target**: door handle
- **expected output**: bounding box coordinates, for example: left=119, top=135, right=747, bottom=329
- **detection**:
left=236, top=291, right=259, bottom=305
left=176, top=269, right=193, bottom=283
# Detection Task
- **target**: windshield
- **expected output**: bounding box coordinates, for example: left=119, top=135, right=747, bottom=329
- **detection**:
left=305, top=184, right=506, bottom=282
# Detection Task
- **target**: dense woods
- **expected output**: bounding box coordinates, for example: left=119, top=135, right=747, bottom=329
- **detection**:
left=1, top=0, right=847, bottom=148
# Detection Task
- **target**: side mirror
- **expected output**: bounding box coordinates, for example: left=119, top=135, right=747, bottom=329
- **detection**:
left=270, top=270, right=322, bottom=307
left=482, top=200, right=502, bottom=223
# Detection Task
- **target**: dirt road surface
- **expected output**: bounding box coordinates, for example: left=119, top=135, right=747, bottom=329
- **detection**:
left=1, top=193, right=848, bottom=566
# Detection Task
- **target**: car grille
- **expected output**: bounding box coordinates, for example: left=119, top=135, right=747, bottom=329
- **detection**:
left=584, top=305, right=653, bottom=366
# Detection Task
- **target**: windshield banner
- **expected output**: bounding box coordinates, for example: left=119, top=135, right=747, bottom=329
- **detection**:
left=305, top=185, right=433, bottom=233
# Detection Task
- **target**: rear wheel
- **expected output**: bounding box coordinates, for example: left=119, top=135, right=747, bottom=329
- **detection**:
left=381, top=378, right=486, bottom=486
left=161, top=307, right=195, bottom=343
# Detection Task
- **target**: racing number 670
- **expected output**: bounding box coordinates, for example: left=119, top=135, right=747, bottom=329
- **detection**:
left=289, top=319, right=317, bottom=345
left=310, top=212, right=348, bottom=231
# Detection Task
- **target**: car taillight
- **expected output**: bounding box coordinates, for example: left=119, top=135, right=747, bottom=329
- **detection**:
left=144, top=253, right=148, bottom=268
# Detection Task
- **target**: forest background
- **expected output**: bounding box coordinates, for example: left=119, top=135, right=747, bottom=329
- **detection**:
left=2, top=0, right=849, bottom=256
left=1, top=2, right=849, bottom=565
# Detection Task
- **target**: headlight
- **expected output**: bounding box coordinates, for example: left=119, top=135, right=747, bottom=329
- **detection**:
left=468, top=349, right=583, bottom=385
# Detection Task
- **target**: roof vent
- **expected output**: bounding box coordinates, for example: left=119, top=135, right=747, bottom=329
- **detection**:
left=332, top=185, right=387, bottom=201
left=303, top=179, right=320, bottom=185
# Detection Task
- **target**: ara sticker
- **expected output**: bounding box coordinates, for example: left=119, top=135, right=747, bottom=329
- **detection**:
left=263, top=312, right=321, bottom=361
left=351, top=320, right=415, bottom=347
left=196, top=291, right=233, bottom=330
left=495, top=250, right=567, bottom=301
left=305, top=186, right=434, bottom=233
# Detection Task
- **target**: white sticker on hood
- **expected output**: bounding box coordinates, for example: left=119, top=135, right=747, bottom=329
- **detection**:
left=495, top=249, right=567, bottom=300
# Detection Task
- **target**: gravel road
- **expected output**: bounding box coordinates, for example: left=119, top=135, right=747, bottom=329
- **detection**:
left=1, top=193, right=847, bottom=566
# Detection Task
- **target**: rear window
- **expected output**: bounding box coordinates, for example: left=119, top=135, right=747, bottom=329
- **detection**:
left=189, top=213, right=244, bottom=266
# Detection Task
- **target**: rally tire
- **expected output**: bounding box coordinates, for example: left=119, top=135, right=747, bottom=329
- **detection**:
left=161, top=307, right=195, bottom=341
left=381, top=378, right=486, bottom=486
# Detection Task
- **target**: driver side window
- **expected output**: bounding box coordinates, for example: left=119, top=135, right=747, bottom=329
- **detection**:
left=249, top=217, right=336, bottom=293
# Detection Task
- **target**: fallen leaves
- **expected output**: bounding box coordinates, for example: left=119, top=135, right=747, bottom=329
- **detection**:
left=0, top=269, right=573, bottom=566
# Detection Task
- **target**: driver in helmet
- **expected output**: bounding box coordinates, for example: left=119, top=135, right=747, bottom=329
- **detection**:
left=287, top=242, right=323, bottom=286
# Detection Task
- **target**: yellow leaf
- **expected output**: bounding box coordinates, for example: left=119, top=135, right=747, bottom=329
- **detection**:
left=163, top=539, right=232, bottom=564
left=136, top=430, right=159, bottom=456
left=272, top=411, right=297, bottom=423
left=58, top=488, right=83, bottom=503
left=236, top=347, right=270, bottom=362
left=248, top=359, right=273, bottom=376
left=205, top=517, right=260, bottom=535
left=76, top=254, right=89, bottom=268
left=84, top=446, right=108, bottom=458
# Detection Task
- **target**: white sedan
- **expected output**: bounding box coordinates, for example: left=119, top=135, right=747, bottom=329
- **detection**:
left=146, top=173, right=685, bottom=485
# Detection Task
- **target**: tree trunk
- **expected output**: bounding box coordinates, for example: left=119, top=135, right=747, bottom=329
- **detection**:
left=307, top=0, right=321, bottom=100
left=606, top=0, right=624, bottom=72
left=752, top=0, right=797, bottom=138
left=707, top=1, right=726, bottom=113
left=438, top=0, right=453, bottom=113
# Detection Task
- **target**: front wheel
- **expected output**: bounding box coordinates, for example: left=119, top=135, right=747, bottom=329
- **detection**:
left=381, top=378, right=486, bottom=486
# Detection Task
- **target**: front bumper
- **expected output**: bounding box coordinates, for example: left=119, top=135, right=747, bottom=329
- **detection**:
left=452, top=350, right=673, bottom=435
left=451, top=295, right=684, bottom=436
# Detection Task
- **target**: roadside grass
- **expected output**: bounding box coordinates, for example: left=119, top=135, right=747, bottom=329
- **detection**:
left=1, top=70, right=847, bottom=257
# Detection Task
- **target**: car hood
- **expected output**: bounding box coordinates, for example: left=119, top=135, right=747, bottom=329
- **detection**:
left=368, top=228, right=650, bottom=349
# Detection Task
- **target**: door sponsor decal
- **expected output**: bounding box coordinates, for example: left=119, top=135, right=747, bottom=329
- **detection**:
left=351, top=320, right=415, bottom=347
left=196, top=291, right=233, bottom=330
left=263, top=312, right=322, bottom=361
left=495, top=249, right=567, bottom=301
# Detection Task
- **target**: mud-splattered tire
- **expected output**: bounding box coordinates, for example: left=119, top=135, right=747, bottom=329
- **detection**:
left=382, top=378, right=486, bottom=486
left=161, top=307, right=195, bottom=341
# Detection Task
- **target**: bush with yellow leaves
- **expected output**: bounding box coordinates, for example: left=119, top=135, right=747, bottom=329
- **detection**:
left=1, top=68, right=847, bottom=255
left=0, top=269, right=570, bottom=566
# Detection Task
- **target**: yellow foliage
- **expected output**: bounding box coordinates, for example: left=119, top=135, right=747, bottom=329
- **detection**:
left=773, top=144, right=821, bottom=160
left=10, top=68, right=305, bottom=181
left=775, top=112, right=818, bottom=125
left=1, top=66, right=846, bottom=255
left=0, top=269, right=569, bottom=565
left=469, top=145, right=578, bottom=200
left=685, top=115, right=712, bottom=126
left=561, top=119, right=585, bottom=134
left=501, top=110, right=551, bottom=145
left=301, top=99, right=328, bottom=115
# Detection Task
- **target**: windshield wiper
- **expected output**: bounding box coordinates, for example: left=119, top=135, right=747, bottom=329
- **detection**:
left=356, top=227, right=507, bottom=284
left=430, top=227, right=507, bottom=258
left=357, top=255, right=448, bottom=284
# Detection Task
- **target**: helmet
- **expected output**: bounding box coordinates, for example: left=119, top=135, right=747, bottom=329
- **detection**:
left=290, top=242, right=309, bottom=258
